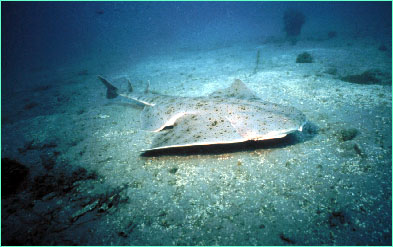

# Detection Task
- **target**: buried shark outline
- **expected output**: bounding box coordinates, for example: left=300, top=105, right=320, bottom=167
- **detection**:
left=98, top=76, right=307, bottom=151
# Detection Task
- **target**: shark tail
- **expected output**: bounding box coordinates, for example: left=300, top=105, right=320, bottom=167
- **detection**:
left=98, top=76, right=119, bottom=99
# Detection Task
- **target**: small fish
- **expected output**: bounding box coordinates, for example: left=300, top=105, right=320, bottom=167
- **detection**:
left=98, top=76, right=306, bottom=151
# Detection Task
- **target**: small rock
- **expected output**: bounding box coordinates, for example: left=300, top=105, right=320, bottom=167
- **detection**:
left=2, top=158, right=29, bottom=198
left=296, top=52, right=313, bottom=63
left=325, top=67, right=337, bottom=75
left=339, top=128, right=359, bottom=142
left=169, top=167, right=178, bottom=174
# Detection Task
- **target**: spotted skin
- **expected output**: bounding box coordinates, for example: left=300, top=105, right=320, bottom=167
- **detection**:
left=151, top=114, right=244, bottom=149
left=99, top=77, right=306, bottom=151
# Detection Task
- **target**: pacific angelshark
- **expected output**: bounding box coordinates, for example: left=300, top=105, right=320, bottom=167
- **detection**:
left=98, top=76, right=306, bottom=151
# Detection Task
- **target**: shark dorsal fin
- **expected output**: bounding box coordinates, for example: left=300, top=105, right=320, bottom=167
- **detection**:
left=209, top=79, right=259, bottom=100
left=127, top=79, right=133, bottom=93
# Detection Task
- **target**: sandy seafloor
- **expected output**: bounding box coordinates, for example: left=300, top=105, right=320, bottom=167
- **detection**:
left=2, top=37, right=392, bottom=245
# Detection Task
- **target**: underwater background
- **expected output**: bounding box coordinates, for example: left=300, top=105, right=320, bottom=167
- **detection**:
left=2, top=1, right=392, bottom=245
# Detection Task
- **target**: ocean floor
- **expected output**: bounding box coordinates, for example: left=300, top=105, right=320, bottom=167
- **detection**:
left=2, top=37, right=392, bottom=245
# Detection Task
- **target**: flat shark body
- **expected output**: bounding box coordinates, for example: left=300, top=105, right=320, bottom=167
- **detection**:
left=98, top=76, right=306, bottom=151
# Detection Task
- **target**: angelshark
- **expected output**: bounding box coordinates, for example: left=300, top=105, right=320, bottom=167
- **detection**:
left=98, top=76, right=306, bottom=151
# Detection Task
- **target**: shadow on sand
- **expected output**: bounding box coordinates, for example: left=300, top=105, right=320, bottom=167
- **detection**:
left=141, top=122, right=318, bottom=157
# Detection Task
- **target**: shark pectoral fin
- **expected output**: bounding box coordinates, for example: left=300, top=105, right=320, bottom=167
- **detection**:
left=148, top=114, right=245, bottom=150
left=226, top=110, right=302, bottom=141
left=140, top=103, right=186, bottom=132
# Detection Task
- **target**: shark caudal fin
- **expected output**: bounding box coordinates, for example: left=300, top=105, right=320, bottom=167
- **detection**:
left=98, top=76, right=119, bottom=99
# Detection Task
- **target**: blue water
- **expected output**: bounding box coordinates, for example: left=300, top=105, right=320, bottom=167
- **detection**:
left=2, top=1, right=392, bottom=245
left=3, top=2, right=391, bottom=89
